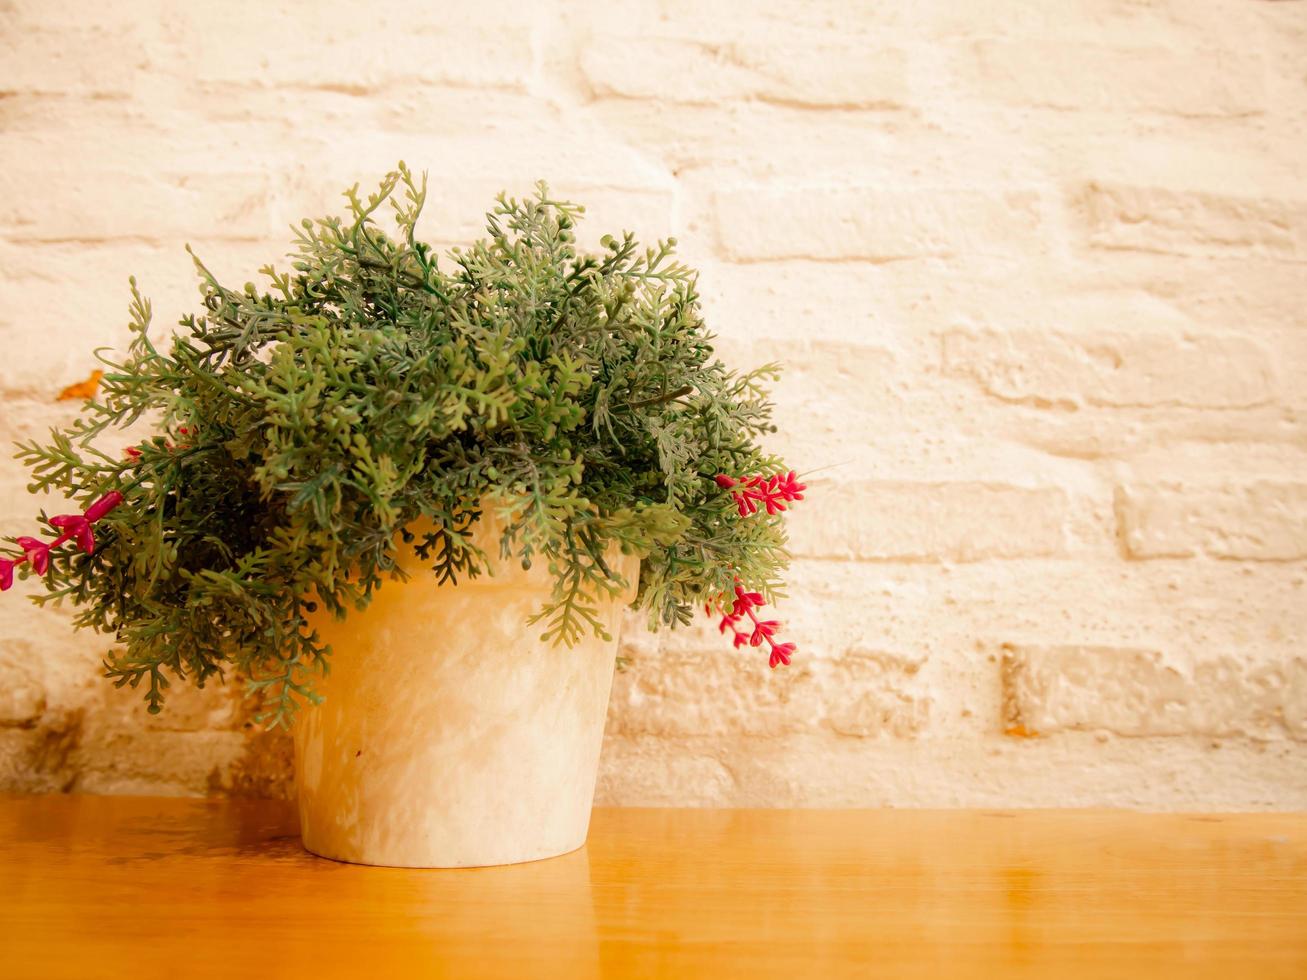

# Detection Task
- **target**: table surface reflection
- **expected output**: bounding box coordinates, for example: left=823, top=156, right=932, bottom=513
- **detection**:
left=1, top=794, right=1304, bottom=978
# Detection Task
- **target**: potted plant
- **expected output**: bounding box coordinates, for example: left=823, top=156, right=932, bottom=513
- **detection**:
left=2, top=165, right=805, bottom=867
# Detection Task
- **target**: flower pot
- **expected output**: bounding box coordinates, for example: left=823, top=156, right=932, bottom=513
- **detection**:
left=293, top=518, right=637, bottom=868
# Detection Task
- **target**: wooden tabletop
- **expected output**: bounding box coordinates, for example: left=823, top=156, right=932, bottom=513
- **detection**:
left=1, top=795, right=1304, bottom=978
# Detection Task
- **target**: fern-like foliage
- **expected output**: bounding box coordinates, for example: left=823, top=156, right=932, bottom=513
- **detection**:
left=9, top=166, right=793, bottom=727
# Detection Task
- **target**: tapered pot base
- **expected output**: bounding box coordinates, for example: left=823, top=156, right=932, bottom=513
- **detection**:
left=292, top=519, right=634, bottom=869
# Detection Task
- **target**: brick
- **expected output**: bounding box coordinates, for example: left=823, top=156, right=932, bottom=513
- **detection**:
left=71, top=728, right=247, bottom=795
left=925, top=0, right=1265, bottom=45
left=1258, top=4, right=1307, bottom=121
left=165, top=3, right=533, bottom=94
left=787, top=481, right=1074, bottom=562
left=786, top=558, right=1306, bottom=671
left=709, top=337, right=897, bottom=422
left=0, top=169, right=283, bottom=243
left=596, top=739, right=737, bottom=807
left=0, top=677, right=44, bottom=728
left=947, top=401, right=1306, bottom=464
left=616, top=734, right=1307, bottom=808
left=712, top=187, right=1042, bottom=262
left=697, top=265, right=894, bottom=344
left=0, top=716, right=82, bottom=793
left=1076, top=183, right=1307, bottom=261
left=1117, top=482, right=1307, bottom=560
left=960, top=41, right=1265, bottom=117
left=608, top=640, right=928, bottom=738
left=585, top=0, right=911, bottom=39
left=1090, top=255, right=1307, bottom=332
left=100, top=677, right=244, bottom=734
left=0, top=10, right=147, bottom=99
left=826, top=648, right=931, bottom=737
left=581, top=37, right=908, bottom=109
left=1002, top=644, right=1307, bottom=740
left=942, top=329, right=1275, bottom=410
left=592, top=101, right=972, bottom=192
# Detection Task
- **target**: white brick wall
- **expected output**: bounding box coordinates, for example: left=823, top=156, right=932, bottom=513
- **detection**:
left=1, top=0, right=1304, bottom=809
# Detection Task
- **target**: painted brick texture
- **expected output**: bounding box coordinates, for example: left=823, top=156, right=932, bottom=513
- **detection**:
left=1, top=0, right=1304, bottom=810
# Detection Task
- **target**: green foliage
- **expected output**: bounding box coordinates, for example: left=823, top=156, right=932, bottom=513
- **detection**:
left=11, top=166, right=792, bottom=726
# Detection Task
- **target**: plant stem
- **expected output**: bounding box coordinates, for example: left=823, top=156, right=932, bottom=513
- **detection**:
left=627, top=385, right=693, bottom=409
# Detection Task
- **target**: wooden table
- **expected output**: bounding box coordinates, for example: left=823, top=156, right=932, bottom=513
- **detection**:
left=1, top=795, right=1304, bottom=978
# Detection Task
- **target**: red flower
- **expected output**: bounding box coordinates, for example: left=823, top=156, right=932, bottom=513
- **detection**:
left=708, top=471, right=808, bottom=667
left=16, top=537, right=50, bottom=575
left=712, top=580, right=799, bottom=669
left=750, top=620, right=780, bottom=646
left=768, top=642, right=796, bottom=669
left=2, top=490, right=126, bottom=594
left=48, top=514, right=95, bottom=554
left=83, top=491, right=124, bottom=524
left=715, top=471, right=806, bottom=519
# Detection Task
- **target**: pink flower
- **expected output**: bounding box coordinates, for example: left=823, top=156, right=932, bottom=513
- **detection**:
left=16, top=537, right=50, bottom=575
left=707, top=474, right=808, bottom=668
left=3, top=490, right=127, bottom=595
left=83, top=491, right=124, bottom=524
left=769, top=642, right=796, bottom=669
left=750, top=620, right=780, bottom=646
left=712, top=580, right=799, bottom=669
left=715, top=471, right=807, bottom=520
left=49, top=514, right=94, bottom=554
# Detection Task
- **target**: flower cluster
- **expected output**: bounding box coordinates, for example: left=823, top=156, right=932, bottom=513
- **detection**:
left=1, top=492, right=123, bottom=591
left=711, top=471, right=806, bottom=668
left=714, top=471, right=805, bottom=517
left=714, top=582, right=797, bottom=668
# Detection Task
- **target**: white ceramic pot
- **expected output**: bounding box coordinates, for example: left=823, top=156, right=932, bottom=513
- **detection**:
left=293, top=518, right=636, bottom=868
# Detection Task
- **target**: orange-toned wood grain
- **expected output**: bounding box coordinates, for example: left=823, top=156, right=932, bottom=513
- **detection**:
left=0, top=795, right=1304, bottom=978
